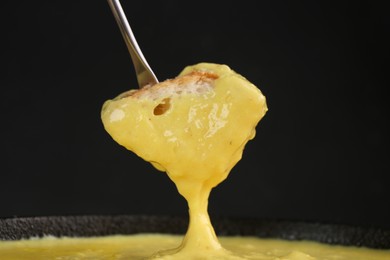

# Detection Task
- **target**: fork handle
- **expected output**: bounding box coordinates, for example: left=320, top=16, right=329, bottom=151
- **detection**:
left=107, top=0, right=159, bottom=88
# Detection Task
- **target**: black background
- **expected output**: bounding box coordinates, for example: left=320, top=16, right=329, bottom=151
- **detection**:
left=2, top=1, right=389, bottom=228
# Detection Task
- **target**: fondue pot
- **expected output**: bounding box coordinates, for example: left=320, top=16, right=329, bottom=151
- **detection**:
left=1, top=215, right=389, bottom=249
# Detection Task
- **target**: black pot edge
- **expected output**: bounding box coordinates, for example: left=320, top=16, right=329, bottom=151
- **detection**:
left=0, top=215, right=389, bottom=250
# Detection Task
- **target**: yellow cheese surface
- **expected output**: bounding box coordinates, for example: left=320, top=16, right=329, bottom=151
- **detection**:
left=1, top=234, right=389, bottom=260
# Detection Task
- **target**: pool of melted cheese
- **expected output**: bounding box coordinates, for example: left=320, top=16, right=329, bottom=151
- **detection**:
left=1, top=234, right=389, bottom=260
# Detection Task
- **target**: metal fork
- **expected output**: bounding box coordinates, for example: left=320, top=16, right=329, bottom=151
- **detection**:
left=107, top=0, right=159, bottom=88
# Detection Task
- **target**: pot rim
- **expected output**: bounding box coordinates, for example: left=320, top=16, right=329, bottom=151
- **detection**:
left=0, top=215, right=389, bottom=249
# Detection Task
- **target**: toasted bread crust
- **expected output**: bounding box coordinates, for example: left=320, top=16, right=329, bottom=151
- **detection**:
left=116, top=71, right=219, bottom=101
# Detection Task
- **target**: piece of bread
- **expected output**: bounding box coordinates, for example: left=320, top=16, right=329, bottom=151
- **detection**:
left=118, top=71, right=218, bottom=100
left=101, top=63, right=267, bottom=186
left=111, top=71, right=218, bottom=116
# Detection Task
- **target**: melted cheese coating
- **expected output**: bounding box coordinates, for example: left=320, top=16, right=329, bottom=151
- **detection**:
left=101, top=63, right=267, bottom=258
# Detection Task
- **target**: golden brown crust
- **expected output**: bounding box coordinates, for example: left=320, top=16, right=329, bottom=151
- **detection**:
left=116, top=71, right=219, bottom=100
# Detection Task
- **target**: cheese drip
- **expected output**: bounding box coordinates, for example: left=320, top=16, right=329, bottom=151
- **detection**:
left=101, top=63, right=267, bottom=259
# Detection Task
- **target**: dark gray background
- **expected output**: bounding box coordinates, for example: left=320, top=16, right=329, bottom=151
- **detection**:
left=2, top=1, right=389, bottom=228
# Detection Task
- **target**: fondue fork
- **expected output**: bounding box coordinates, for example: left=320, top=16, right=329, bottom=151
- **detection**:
left=107, top=0, right=159, bottom=88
